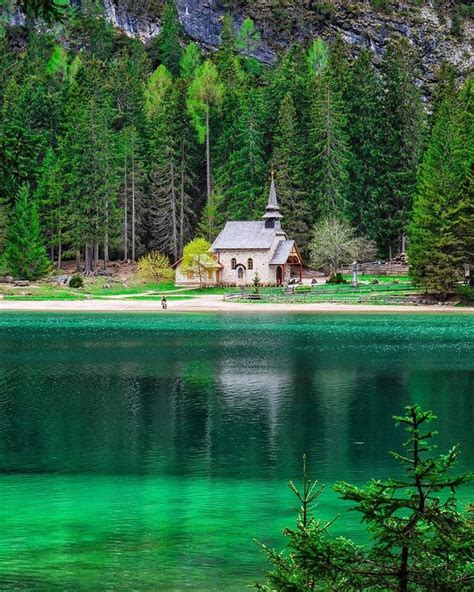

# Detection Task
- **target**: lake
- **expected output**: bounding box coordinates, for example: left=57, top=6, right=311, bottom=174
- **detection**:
left=0, top=312, right=472, bottom=591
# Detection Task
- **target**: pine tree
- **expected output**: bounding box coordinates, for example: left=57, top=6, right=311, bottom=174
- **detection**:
left=4, top=183, right=49, bottom=279
left=346, top=49, right=387, bottom=243
left=308, top=68, right=351, bottom=219
left=147, top=66, right=195, bottom=260
left=409, top=79, right=473, bottom=294
left=147, top=65, right=180, bottom=259
left=272, top=93, right=311, bottom=251
left=216, top=88, right=266, bottom=220
left=0, top=75, right=46, bottom=201
left=35, top=148, right=65, bottom=266
left=257, top=406, right=473, bottom=592
left=56, top=56, right=120, bottom=272
left=152, top=0, right=183, bottom=76
left=381, top=39, right=426, bottom=258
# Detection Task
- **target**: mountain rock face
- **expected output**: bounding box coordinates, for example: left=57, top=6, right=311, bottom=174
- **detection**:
left=101, top=0, right=473, bottom=88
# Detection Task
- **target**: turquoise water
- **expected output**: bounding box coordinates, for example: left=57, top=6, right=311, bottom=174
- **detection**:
left=0, top=313, right=472, bottom=590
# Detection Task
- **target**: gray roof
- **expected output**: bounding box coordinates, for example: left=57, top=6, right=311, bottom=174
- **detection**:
left=263, top=177, right=283, bottom=219
left=270, top=240, right=295, bottom=264
left=212, top=221, right=279, bottom=250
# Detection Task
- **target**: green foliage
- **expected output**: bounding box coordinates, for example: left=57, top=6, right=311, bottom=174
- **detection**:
left=180, top=42, right=201, bottom=80
left=409, top=78, right=473, bottom=294
left=257, top=405, right=473, bottom=592
left=237, top=17, right=260, bottom=59
left=0, top=10, right=464, bottom=281
left=272, top=93, right=310, bottom=251
left=308, top=67, right=351, bottom=218
left=181, top=237, right=215, bottom=286
left=310, top=216, right=365, bottom=274
left=380, top=39, right=426, bottom=256
left=455, top=284, right=474, bottom=304
left=327, top=272, right=346, bottom=284
left=187, top=60, right=224, bottom=144
left=137, top=251, right=174, bottom=283
left=4, top=184, right=50, bottom=279
left=17, top=0, right=68, bottom=22
left=68, top=273, right=84, bottom=288
left=252, top=272, right=261, bottom=294
left=151, top=0, right=183, bottom=76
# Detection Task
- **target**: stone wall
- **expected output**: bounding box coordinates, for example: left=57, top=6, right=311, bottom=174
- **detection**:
left=216, top=248, right=278, bottom=285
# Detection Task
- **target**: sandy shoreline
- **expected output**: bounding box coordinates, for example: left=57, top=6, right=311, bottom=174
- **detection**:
left=0, top=296, right=472, bottom=314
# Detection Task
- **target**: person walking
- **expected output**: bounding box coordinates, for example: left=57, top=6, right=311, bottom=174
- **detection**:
left=161, top=296, right=167, bottom=310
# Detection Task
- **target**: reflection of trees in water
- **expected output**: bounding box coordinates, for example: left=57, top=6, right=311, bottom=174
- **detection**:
left=0, top=324, right=473, bottom=482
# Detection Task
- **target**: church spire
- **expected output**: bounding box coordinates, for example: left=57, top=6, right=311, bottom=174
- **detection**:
left=263, top=173, right=283, bottom=229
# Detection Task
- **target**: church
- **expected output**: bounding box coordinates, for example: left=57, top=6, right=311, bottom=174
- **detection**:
left=175, top=177, right=303, bottom=286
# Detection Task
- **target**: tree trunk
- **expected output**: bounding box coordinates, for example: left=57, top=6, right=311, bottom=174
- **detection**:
left=206, top=108, right=213, bottom=241
left=94, top=242, right=99, bottom=271
left=76, top=249, right=81, bottom=273
left=131, top=135, right=136, bottom=262
left=57, top=240, right=62, bottom=270
left=84, top=244, right=93, bottom=274
left=398, top=546, right=409, bottom=592
left=104, top=195, right=109, bottom=268
left=169, top=155, right=178, bottom=262
left=124, top=153, right=128, bottom=262
left=179, top=144, right=185, bottom=256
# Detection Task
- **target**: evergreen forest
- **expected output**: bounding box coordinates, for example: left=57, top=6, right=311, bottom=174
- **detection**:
left=0, top=1, right=472, bottom=290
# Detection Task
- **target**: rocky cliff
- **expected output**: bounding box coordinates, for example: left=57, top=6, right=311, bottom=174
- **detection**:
left=102, top=0, right=473, bottom=87
left=3, top=1, right=473, bottom=87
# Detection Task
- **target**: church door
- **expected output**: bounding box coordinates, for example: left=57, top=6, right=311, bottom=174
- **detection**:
left=276, top=266, right=283, bottom=285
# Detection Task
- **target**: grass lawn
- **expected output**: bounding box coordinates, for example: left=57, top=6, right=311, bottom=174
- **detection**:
left=0, top=275, right=416, bottom=304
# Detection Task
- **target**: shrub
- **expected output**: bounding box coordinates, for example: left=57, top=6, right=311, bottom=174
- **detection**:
left=252, top=272, right=261, bottom=294
left=455, top=284, right=474, bottom=304
left=69, top=273, right=83, bottom=289
left=327, top=273, right=346, bottom=284
left=137, top=252, right=174, bottom=284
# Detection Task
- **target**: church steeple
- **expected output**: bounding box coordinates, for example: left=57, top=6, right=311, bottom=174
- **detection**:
left=263, top=173, right=283, bottom=229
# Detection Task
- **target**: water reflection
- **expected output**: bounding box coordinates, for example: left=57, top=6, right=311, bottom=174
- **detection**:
left=0, top=313, right=472, bottom=590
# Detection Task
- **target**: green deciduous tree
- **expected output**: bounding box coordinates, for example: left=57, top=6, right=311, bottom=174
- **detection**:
left=187, top=60, right=224, bottom=239
left=137, top=251, right=174, bottom=284
left=181, top=237, right=215, bottom=286
left=4, top=183, right=49, bottom=279
left=237, top=17, right=260, bottom=59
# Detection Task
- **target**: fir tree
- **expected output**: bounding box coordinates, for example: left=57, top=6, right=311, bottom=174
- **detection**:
left=381, top=40, right=426, bottom=257
left=216, top=88, right=266, bottom=220
left=346, top=49, right=387, bottom=243
left=409, top=79, right=473, bottom=294
left=152, top=0, right=183, bottom=76
left=257, top=406, right=473, bottom=592
left=4, top=183, right=49, bottom=279
left=308, top=69, right=351, bottom=219
left=35, top=148, right=65, bottom=266
left=272, top=93, right=310, bottom=251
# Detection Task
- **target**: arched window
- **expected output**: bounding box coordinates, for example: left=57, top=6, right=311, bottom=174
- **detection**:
left=231, top=258, right=237, bottom=270
left=248, top=258, right=253, bottom=270
left=238, top=267, right=244, bottom=280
